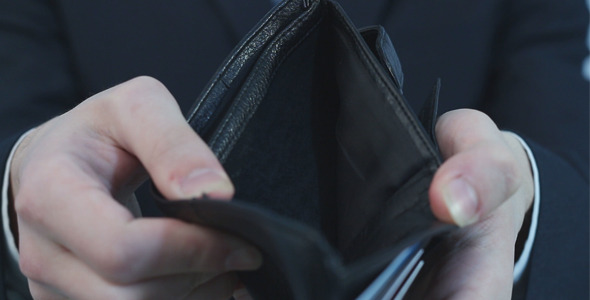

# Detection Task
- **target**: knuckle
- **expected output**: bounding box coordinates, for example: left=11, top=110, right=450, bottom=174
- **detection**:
left=104, top=76, right=177, bottom=128
left=94, top=244, right=139, bottom=283
left=93, top=223, right=170, bottom=283
left=14, top=189, right=37, bottom=223
left=96, top=222, right=176, bottom=282
left=126, top=76, right=168, bottom=98
left=15, top=155, right=72, bottom=225
left=121, top=75, right=166, bottom=93
left=438, top=109, right=491, bottom=130
left=175, top=227, right=229, bottom=271
left=488, top=144, right=521, bottom=191
left=28, top=283, right=60, bottom=300
left=112, top=76, right=170, bottom=107
left=19, top=249, right=46, bottom=283
left=149, top=221, right=200, bottom=258
left=128, top=75, right=165, bottom=89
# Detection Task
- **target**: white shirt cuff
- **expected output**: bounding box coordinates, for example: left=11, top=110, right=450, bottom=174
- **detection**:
left=2, top=130, right=34, bottom=263
left=510, top=133, right=540, bottom=282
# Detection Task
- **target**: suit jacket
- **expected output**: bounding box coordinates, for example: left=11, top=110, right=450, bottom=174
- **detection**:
left=0, top=0, right=587, bottom=299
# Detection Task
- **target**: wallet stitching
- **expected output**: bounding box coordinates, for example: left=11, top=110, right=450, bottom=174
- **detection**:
left=210, top=7, right=324, bottom=159
left=188, top=0, right=311, bottom=122
left=209, top=12, right=318, bottom=147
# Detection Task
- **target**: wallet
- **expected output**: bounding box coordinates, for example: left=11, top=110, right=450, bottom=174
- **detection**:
left=153, top=0, right=454, bottom=299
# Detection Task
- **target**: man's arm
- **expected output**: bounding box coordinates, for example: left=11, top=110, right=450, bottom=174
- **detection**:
left=0, top=1, right=83, bottom=295
left=0, top=2, right=264, bottom=298
left=7, top=76, right=263, bottom=299
left=483, top=0, right=589, bottom=297
left=0, top=134, right=32, bottom=299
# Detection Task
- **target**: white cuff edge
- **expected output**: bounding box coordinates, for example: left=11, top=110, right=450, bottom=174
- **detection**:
left=509, top=133, right=540, bottom=282
left=2, top=129, right=35, bottom=263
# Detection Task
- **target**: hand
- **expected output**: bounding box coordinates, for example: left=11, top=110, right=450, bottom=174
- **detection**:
left=426, top=109, right=534, bottom=299
left=10, top=76, right=262, bottom=299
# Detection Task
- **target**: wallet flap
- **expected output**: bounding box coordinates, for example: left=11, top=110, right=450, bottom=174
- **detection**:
left=418, top=78, right=442, bottom=150
left=360, top=26, right=404, bottom=92
left=154, top=194, right=345, bottom=299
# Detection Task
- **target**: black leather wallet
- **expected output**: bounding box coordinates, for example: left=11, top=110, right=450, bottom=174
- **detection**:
left=153, top=0, right=454, bottom=299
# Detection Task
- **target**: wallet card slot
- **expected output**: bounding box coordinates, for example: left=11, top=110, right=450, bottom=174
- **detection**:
left=338, top=166, right=436, bottom=262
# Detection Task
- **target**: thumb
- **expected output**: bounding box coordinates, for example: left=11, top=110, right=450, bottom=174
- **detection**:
left=429, top=109, right=532, bottom=227
left=92, top=76, right=234, bottom=200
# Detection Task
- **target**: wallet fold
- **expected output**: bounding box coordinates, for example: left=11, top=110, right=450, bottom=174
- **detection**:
left=153, top=0, right=454, bottom=299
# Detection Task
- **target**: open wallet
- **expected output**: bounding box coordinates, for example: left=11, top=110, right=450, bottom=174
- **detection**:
left=153, top=0, right=456, bottom=299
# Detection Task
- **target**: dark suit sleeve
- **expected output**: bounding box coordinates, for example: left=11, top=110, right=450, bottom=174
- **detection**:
left=0, top=0, right=82, bottom=297
left=0, top=0, right=83, bottom=139
left=481, top=0, right=589, bottom=298
left=0, top=135, right=33, bottom=300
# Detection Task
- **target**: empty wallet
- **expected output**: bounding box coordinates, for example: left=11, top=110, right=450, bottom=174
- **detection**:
left=153, top=0, right=454, bottom=299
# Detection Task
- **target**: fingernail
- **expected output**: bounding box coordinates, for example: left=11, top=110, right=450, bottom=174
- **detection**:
left=225, top=247, right=263, bottom=270
left=179, top=169, right=234, bottom=198
left=233, top=287, right=253, bottom=300
left=443, top=178, right=479, bottom=227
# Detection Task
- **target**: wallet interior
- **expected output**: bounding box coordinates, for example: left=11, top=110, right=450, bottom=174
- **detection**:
left=204, top=0, right=441, bottom=263
left=156, top=1, right=450, bottom=298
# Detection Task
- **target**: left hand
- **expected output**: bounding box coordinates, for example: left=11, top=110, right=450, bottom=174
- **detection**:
left=426, top=109, right=534, bottom=299
left=10, top=77, right=261, bottom=300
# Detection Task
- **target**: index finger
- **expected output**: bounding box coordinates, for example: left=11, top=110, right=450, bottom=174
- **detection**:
left=90, top=76, right=234, bottom=200
left=16, top=77, right=261, bottom=283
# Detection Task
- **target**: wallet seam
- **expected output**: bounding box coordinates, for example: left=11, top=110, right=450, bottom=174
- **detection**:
left=188, top=0, right=310, bottom=123
left=329, top=2, right=439, bottom=166
left=209, top=6, right=324, bottom=159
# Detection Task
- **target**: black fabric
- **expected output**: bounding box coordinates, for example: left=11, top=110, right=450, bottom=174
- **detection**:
left=222, top=29, right=324, bottom=231
left=523, top=140, right=589, bottom=299
left=0, top=134, right=32, bottom=300
left=0, top=0, right=587, bottom=299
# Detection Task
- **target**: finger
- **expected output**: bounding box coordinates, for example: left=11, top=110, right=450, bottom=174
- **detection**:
left=118, top=193, right=142, bottom=218
left=424, top=211, right=517, bottom=299
left=233, top=286, right=254, bottom=300
left=28, top=282, right=68, bottom=300
left=429, top=109, right=531, bottom=227
left=185, top=273, right=239, bottom=300
left=89, top=76, right=234, bottom=200
left=16, top=161, right=261, bottom=283
left=20, top=222, right=232, bottom=300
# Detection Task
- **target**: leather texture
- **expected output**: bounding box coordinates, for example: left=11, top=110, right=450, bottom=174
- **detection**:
left=155, top=0, right=453, bottom=299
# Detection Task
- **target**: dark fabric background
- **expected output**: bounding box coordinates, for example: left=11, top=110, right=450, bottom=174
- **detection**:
left=0, top=0, right=587, bottom=299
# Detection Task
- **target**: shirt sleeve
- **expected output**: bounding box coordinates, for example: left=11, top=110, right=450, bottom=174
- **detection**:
left=2, top=130, right=34, bottom=263
left=510, top=133, right=540, bottom=283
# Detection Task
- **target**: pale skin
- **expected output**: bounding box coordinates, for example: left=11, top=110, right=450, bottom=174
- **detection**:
left=9, top=76, right=534, bottom=300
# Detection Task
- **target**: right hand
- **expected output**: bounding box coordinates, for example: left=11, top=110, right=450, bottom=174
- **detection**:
left=9, top=76, right=262, bottom=299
